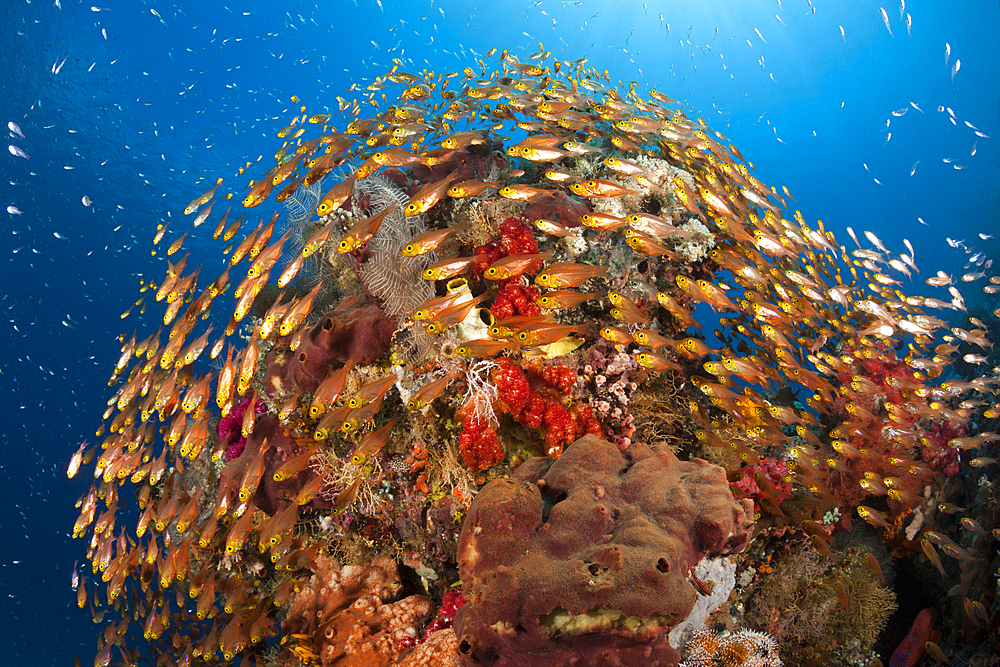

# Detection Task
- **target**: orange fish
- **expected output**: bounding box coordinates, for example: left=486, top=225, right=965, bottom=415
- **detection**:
left=535, top=262, right=608, bottom=288
left=185, top=177, right=223, bottom=215
left=402, top=224, right=466, bottom=257
left=422, top=255, right=479, bottom=281
left=404, top=171, right=459, bottom=216
left=535, top=289, right=596, bottom=310
left=315, top=174, right=357, bottom=217
left=484, top=251, right=553, bottom=281
left=337, top=205, right=398, bottom=253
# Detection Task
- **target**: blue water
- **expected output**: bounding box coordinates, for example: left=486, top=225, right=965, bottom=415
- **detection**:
left=0, top=1, right=996, bottom=664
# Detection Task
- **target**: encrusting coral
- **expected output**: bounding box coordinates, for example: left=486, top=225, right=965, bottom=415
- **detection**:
left=281, top=553, right=434, bottom=667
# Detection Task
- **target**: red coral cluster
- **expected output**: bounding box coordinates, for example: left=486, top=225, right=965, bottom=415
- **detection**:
left=734, top=456, right=793, bottom=512
left=218, top=396, right=268, bottom=461
left=497, top=358, right=601, bottom=458
left=458, top=413, right=504, bottom=472
left=470, top=218, right=545, bottom=320
left=491, top=283, right=540, bottom=320
left=921, top=421, right=962, bottom=476
left=456, top=358, right=602, bottom=470
left=420, top=590, right=467, bottom=642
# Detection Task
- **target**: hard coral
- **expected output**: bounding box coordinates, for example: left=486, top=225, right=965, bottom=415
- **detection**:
left=454, top=434, right=755, bottom=667
left=282, top=553, right=433, bottom=667
left=679, top=628, right=781, bottom=667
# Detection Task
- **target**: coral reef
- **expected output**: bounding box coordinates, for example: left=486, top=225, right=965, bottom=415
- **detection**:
left=282, top=553, right=434, bottom=667
left=454, top=434, right=755, bottom=667
left=71, top=45, right=1000, bottom=667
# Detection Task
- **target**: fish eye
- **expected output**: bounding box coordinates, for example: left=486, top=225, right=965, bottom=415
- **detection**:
left=404, top=244, right=414, bottom=254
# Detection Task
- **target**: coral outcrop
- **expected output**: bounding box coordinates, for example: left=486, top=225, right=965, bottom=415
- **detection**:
left=454, top=434, right=756, bottom=666
left=282, top=553, right=434, bottom=667
left=219, top=294, right=396, bottom=514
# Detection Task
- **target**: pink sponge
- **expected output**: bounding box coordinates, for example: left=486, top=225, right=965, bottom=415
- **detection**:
left=454, top=434, right=755, bottom=667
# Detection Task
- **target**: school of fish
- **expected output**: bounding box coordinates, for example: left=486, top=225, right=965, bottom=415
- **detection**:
left=69, top=45, right=998, bottom=667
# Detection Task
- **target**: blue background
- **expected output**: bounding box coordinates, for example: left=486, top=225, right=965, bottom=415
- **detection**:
left=0, top=0, right=996, bottom=664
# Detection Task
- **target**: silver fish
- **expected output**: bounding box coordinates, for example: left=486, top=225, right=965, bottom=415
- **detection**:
left=880, top=7, right=893, bottom=36
left=7, top=145, right=29, bottom=159
left=7, top=121, right=24, bottom=138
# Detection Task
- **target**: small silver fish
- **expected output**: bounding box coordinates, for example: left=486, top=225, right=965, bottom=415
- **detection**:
left=7, top=145, right=29, bottom=159
left=6, top=205, right=23, bottom=215
left=880, top=7, right=893, bottom=36
left=951, top=59, right=960, bottom=81
left=7, top=121, right=24, bottom=138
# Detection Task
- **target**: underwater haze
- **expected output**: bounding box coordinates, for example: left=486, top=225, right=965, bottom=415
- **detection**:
left=0, top=1, right=997, bottom=666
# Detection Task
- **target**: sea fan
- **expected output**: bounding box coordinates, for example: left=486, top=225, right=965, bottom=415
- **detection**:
left=353, top=175, right=436, bottom=360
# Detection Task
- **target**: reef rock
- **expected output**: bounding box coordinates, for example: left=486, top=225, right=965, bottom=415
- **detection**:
left=454, top=434, right=755, bottom=667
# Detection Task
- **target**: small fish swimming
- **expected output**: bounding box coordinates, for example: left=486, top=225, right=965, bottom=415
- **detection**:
left=945, top=42, right=951, bottom=66
left=7, top=121, right=24, bottom=138
left=8, top=145, right=29, bottom=159
left=951, top=59, right=961, bottom=81
left=6, top=205, right=23, bottom=215
left=879, top=7, right=893, bottom=36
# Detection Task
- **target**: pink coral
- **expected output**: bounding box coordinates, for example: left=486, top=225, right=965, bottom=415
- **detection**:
left=734, top=457, right=793, bottom=512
